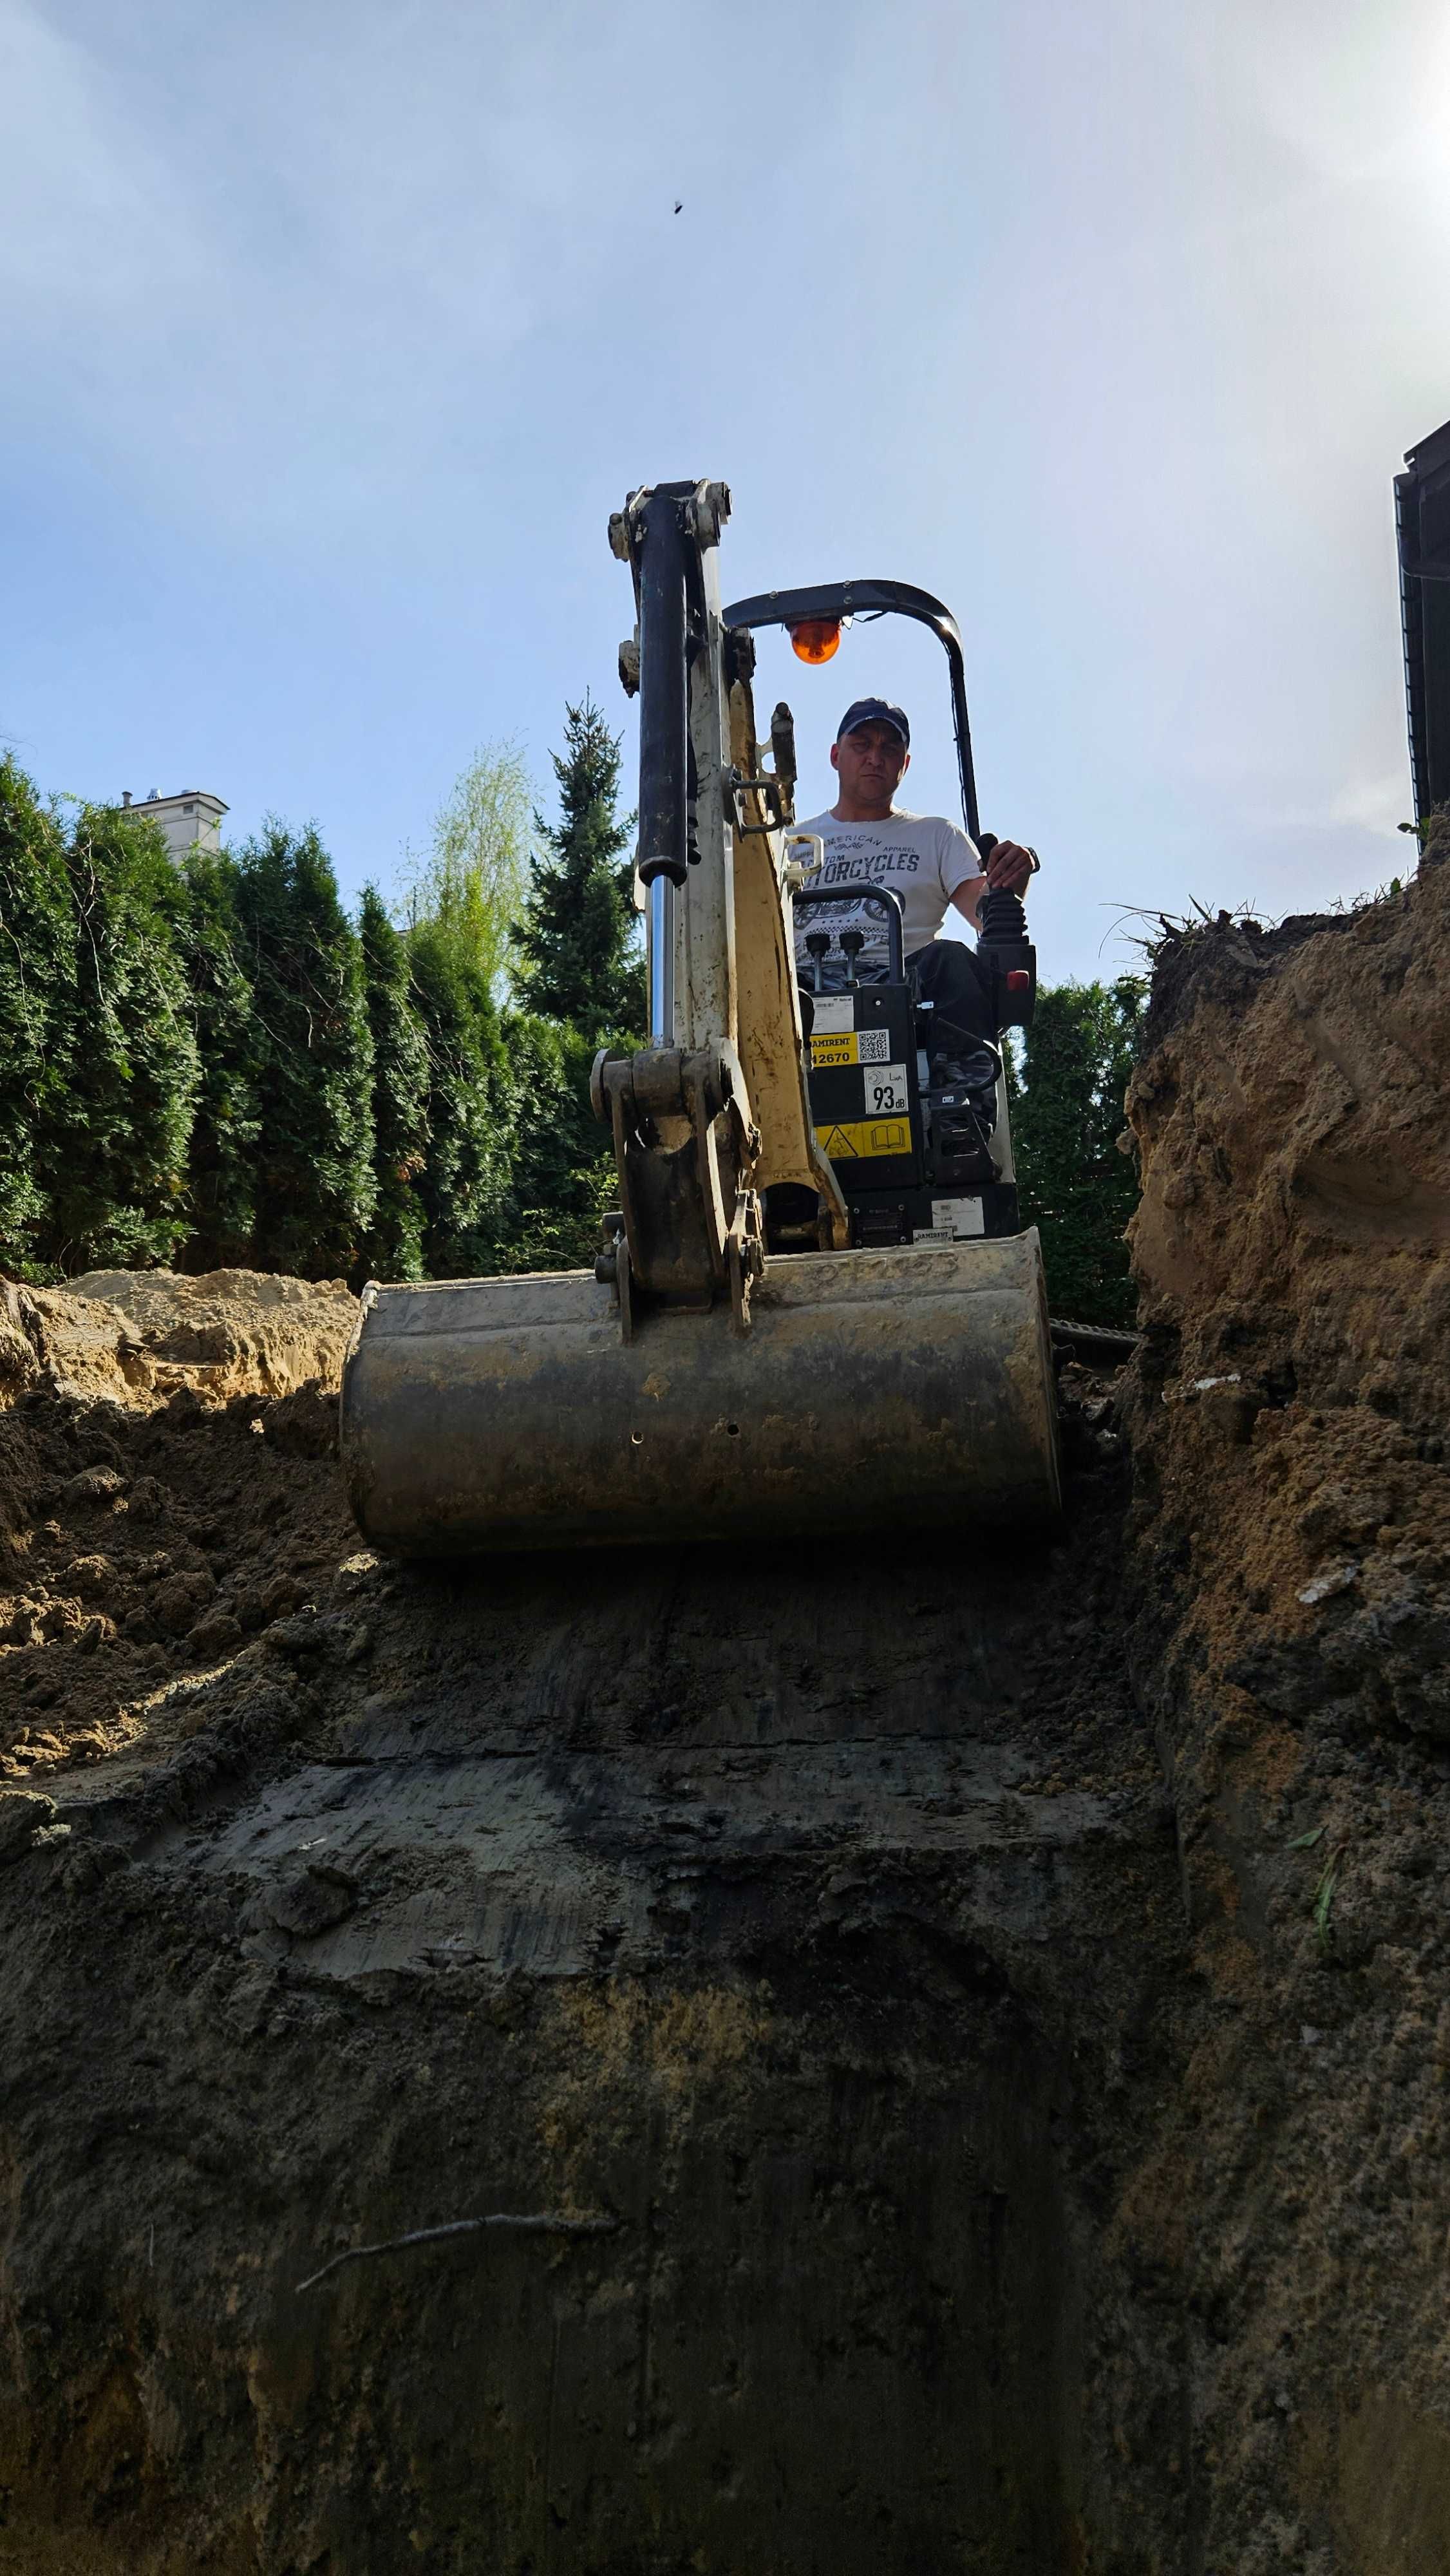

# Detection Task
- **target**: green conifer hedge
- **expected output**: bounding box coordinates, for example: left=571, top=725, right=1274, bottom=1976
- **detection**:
left=1008, top=976, right=1145, bottom=1329
left=0, top=734, right=1145, bottom=1324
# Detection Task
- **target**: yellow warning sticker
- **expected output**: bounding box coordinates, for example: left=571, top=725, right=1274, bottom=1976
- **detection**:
left=809, top=1027, right=892, bottom=1069
left=809, top=1032, right=860, bottom=1069
left=815, top=1118, right=912, bottom=1162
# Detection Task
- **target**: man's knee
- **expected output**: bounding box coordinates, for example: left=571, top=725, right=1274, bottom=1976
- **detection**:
left=910, top=939, right=994, bottom=1040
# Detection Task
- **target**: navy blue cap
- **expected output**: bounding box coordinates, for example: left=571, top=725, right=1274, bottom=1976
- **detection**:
left=836, top=697, right=910, bottom=747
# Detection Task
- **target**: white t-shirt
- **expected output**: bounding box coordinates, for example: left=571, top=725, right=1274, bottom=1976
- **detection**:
left=790, top=808, right=982, bottom=987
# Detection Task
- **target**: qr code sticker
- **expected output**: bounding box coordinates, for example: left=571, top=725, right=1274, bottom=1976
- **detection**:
left=857, top=1027, right=890, bottom=1062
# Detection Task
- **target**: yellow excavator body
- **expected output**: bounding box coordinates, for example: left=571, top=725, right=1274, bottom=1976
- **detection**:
left=341, top=480, right=1061, bottom=1557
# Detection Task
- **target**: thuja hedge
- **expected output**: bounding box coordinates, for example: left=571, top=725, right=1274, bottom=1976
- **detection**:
left=0, top=757, right=619, bottom=1285
left=0, top=746, right=1141, bottom=1322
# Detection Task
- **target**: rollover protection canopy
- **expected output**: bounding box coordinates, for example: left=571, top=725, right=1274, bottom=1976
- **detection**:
left=341, top=1230, right=1061, bottom=1556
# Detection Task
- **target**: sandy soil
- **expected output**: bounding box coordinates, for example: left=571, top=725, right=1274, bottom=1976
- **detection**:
left=4, top=1268, right=357, bottom=1411
left=1118, top=850, right=1450, bottom=2570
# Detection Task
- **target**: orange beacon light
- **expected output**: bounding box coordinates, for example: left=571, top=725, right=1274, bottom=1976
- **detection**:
left=788, top=618, right=842, bottom=665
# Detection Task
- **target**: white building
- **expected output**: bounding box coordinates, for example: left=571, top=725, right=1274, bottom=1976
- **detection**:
left=120, top=788, right=228, bottom=865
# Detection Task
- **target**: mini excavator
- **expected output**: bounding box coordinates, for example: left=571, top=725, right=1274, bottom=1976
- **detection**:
left=340, top=481, right=1060, bottom=1551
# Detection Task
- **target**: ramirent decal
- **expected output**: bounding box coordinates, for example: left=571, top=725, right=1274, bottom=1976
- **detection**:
left=808, top=1027, right=893, bottom=1069
left=809, top=1032, right=860, bottom=1069
left=814, top=1118, right=913, bottom=1162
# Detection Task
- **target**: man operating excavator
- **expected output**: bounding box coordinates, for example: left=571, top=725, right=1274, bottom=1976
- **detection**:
left=792, top=696, right=1039, bottom=1081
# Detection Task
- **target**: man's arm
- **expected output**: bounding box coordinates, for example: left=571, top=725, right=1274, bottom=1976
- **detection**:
left=946, top=838, right=1038, bottom=931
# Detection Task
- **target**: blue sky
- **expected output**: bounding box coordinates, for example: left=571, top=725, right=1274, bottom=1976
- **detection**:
left=4, top=0, right=1449, bottom=981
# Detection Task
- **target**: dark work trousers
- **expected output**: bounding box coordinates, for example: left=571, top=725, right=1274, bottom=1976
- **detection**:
left=909, top=937, right=995, bottom=1054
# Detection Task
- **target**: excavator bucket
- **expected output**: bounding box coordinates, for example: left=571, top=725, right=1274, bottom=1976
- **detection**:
left=341, top=1230, right=1060, bottom=1556
left=340, top=480, right=1062, bottom=1559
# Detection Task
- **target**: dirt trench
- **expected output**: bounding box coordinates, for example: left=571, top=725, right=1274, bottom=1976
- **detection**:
left=1, top=855, right=1449, bottom=2572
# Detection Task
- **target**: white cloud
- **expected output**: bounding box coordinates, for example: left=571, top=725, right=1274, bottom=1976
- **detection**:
left=1262, top=768, right=1417, bottom=838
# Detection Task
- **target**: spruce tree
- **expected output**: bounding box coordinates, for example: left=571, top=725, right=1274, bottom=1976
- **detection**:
left=232, top=822, right=376, bottom=1280
left=494, top=696, right=641, bottom=1271
left=511, top=697, right=643, bottom=1033
left=1010, top=976, right=1145, bottom=1327
left=0, top=758, right=73, bottom=1274
left=39, top=801, right=200, bottom=1273
left=359, top=884, right=429, bottom=1282
left=178, top=846, right=263, bottom=1269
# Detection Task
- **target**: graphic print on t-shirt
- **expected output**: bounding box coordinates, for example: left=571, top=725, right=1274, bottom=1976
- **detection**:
left=791, top=809, right=981, bottom=987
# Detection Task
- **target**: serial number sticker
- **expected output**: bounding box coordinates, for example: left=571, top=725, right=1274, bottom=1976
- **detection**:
left=913, top=1226, right=954, bottom=1245
left=814, top=1118, right=913, bottom=1162
left=810, top=994, right=854, bottom=1036
left=932, top=1196, right=986, bottom=1238
left=809, top=1031, right=859, bottom=1068
left=862, top=1064, right=909, bottom=1113
left=856, top=1027, right=890, bottom=1063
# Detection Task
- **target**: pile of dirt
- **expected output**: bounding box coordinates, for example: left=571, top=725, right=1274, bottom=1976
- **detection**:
left=1118, top=851, right=1450, bottom=2568
left=2, top=1267, right=356, bottom=1410
left=1, top=1273, right=357, bottom=1788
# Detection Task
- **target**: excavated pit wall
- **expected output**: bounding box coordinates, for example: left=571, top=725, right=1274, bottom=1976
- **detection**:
left=1116, top=849, right=1450, bottom=2573
left=0, top=853, right=1447, bottom=2572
